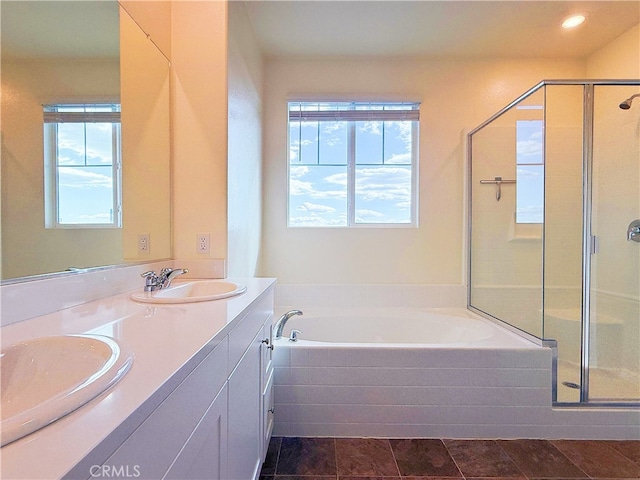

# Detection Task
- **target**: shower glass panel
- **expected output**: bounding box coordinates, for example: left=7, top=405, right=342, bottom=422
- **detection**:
left=469, top=88, right=545, bottom=339
left=542, top=85, right=584, bottom=404
left=589, top=85, right=640, bottom=402
left=469, top=80, right=640, bottom=406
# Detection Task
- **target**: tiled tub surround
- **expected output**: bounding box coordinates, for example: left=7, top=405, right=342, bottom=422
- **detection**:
left=1, top=276, right=275, bottom=480
left=273, top=284, right=640, bottom=440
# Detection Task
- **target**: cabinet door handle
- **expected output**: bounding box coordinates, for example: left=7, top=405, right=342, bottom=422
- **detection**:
left=261, top=338, right=274, bottom=350
left=268, top=407, right=275, bottom=414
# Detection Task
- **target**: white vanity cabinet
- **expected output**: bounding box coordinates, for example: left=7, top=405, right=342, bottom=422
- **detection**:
left=71, top=288, right=275, bottom=480
left=261, top=322, right=275, bottom=458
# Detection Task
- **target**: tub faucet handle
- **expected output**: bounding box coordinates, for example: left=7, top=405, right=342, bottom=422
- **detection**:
left=627, top=219, right=640, bottom=242
left=289, top=330, right=302, bottom=342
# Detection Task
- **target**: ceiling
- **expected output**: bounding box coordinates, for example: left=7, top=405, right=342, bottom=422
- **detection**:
left=2, top=1, right=638, bottom=60
left=243, top=1, right=640, bottom=59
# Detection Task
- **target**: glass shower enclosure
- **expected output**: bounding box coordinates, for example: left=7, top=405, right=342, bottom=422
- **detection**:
left=468, top=80, right=640, bottom=405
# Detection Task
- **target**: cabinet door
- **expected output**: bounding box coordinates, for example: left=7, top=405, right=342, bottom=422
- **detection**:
left=164, top=384, right=228, bottom=480
left=102, top=340, right=228, bottom=480
left=228, top=330, right=262, bottom=480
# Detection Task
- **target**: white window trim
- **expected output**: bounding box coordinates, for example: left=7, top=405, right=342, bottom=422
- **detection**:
left=287, top=101, right=420, bottom=228
left=43, top=104, right=122, bottom=229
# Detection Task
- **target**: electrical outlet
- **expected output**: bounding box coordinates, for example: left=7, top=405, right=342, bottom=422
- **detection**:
left=138, top=233, right=150, bottom=254
left=197, top=233, right=210, bottom=254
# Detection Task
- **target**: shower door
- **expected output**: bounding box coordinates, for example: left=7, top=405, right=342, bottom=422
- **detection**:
left=587, top=85, right=640, bottom=403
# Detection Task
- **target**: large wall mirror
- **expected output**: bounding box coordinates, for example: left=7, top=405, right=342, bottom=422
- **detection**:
left=1, top=0, right=171, bottom=282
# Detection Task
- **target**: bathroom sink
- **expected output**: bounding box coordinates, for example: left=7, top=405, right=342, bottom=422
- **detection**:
left=1, top=335, right=133, bottom=446
left=130, top=280, right=246, bottom=304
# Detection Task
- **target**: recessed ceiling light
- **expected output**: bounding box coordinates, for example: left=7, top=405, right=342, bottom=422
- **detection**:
left=562, top=14, right=586, bottom=29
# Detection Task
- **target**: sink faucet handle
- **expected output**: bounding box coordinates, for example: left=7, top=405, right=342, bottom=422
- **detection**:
left=141, top=271, right=160, bottom=292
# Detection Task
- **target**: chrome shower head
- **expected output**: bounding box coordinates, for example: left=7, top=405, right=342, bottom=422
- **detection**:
left=620, top=93, right=640, bottom=110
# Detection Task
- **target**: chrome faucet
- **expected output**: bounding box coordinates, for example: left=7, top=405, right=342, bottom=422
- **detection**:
left=141, top=268, right=189, bottom=292
left=274, top=310, right=303, bottom=339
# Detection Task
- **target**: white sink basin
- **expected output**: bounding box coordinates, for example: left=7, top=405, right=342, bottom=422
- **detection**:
left=1, top=335, right=133, bottom=446
left=130, top=280, right=246, bottom=304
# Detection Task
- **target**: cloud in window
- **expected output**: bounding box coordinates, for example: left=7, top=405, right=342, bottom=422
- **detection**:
left=356, top=209, right=385, bottom=219
left=298, top=202, right=336, bottom=214
left=58, top=167, right=112, bottom=189
left=290, top=167, right=347, bottom=199
left=385, top=152, right=412, bottom=164
left=355, top=167, right=411, bottom=202
left=358, top=121, right=381, bottom=135
left=516, top=166, right=542, bottom=177
left=517, top=126, right=543, bottom=160
left=77, top=213, right=113, bottom=222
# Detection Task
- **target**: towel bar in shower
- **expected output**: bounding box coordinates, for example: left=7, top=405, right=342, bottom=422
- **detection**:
left=479, top=176, right=516, bottom=201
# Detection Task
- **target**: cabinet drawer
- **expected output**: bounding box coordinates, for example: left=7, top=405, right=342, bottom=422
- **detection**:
left=103, top=338, right=228, bottom=480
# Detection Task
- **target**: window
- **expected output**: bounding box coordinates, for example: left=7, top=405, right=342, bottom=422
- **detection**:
left=43, top=104, right=121, bottom=228
left=515, top=119, right=544, bottom=224
left=288, top=101, right=419, bottom=227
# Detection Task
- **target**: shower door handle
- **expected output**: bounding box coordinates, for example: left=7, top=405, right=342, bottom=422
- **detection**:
left=627, top=219, right=640, bottom=242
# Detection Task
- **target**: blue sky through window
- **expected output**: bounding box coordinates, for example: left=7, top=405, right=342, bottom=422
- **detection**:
left=516, top=120, right=544, bottom=224
left=288, top=102, right=417, bottom=227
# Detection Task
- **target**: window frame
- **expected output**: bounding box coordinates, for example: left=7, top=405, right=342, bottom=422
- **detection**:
left=287, top=101, right=420, bottom=228
left=43, top=104, right=122, bottom=229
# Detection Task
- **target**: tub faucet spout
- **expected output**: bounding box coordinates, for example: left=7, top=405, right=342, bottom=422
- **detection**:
left=274, top=310, right=303, bottom=339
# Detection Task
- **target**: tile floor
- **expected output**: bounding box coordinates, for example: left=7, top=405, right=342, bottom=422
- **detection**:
left=259, top=437, right=640, bottom=479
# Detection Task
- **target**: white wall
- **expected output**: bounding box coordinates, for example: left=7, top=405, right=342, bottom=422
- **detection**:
left=171, top=1, right=228, bottom=264
left=259, top=57, right=585, bottom=285
left=227, top=2, right=264, bottom=277
left=587, top=24, right=640, bottom=78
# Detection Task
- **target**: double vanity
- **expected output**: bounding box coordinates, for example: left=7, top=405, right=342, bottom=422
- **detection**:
left=1, top=276, right=276, bottom=480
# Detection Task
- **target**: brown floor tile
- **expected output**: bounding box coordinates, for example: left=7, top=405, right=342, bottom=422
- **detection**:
left=400, top=478, right=470, bottom=480
left=498, top=439, right=588, bottom=478
left=464, top=478, right=527, bottom=480
left=401, top=477, right=465, bottom=480
left=339, top=477, right=400, bottom=480
left=389, top=439, right=462, bottom=477
left=262, top=436, right=282, bottom=475
left=605, top=440, right=640, bottom=466
left=336, top=438, right=400, bottom=477
left=444, top=439, right=524, bottom=477
left=274, top=476, right=337, bottom=480
left=276, top=437, right=337, bottom=476
left=551, top=440, right=640, bottom=479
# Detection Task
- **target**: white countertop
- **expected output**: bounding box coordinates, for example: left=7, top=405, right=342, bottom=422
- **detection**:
left=0, top=277, right=276, bottom=480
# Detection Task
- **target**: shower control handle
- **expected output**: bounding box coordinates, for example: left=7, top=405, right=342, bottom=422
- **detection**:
left=627, top=219, right=640, bottom=242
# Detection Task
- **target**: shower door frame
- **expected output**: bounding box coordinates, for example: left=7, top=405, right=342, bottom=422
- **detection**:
left=467, top=79, right=640, bottom=407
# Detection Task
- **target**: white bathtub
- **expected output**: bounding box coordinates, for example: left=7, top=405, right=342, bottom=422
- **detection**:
left=275, top=307, right=529, bottom=347
left=272, top=307, right=557, bottom=439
